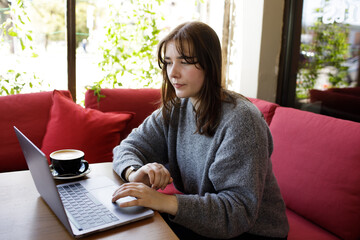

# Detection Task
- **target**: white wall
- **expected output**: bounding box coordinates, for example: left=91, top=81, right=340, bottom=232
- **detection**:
left=258, top=0, right=285, bottom=101
left=233, top=0, right=285, bottom=102
left=236, top=0, right=264, bottom=99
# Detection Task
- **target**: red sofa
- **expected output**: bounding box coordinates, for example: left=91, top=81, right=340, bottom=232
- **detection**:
left=1, top=89, right=359, bottom=240
left=309, top=87, right=360, bottom=122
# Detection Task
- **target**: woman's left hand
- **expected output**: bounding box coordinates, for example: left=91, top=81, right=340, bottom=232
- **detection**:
left=112, top=182, right=178, bottom=216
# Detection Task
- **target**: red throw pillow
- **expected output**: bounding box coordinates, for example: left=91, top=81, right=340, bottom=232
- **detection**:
left=41, top=90, right=134, bottom=164
left=85, top=88, right=161, bottom=139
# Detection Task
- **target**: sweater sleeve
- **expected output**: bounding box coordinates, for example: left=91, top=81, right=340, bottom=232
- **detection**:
left=112, top=109, right=169, bottom=181
left=170, top=104, right=274, bottom=238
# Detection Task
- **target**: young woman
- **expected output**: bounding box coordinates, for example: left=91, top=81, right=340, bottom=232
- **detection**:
left=112, top=21, right=289, bottom=239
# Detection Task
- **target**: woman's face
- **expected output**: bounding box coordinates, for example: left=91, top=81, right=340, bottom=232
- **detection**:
left=165, top=41, right=205, bottom=105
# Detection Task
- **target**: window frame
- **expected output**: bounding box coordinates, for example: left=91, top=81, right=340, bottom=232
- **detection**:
left=276, top=0, right=304, bottom=108
left=66, top=0, right=76, bottom=102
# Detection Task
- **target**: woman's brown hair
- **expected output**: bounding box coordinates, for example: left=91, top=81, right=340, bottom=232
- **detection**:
left=157, top=21, right=235, bottom=136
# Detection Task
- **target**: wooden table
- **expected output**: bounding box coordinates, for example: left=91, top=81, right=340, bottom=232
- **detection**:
left=0, top=162, right=178, bottom=240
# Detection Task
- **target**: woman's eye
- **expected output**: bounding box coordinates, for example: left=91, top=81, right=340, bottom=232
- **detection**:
left=165, top=61, right=172, bottom=65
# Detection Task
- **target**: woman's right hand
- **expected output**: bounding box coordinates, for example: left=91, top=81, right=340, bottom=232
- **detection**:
left=128, top=163, right=173, bottom=190
left=112, top=182, right=178, bottom=216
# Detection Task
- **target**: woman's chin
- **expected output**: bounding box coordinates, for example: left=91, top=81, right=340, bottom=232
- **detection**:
left=174, top=91, right=188, bottom=99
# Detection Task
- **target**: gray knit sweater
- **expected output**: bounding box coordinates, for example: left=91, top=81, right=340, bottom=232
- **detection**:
left=113, top=96, right=289, bottom=239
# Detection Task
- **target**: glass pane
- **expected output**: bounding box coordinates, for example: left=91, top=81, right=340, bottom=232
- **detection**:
left=296, top=0, right=360, bottom=122
left=0, top=0, right=67, bottom=95
left=75, top=0, right=106, bottom=104
left=75, top=0, right=209, bottom=104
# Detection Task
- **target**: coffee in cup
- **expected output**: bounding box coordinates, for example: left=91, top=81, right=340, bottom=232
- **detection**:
left=50, top=149, right=86, bottom=175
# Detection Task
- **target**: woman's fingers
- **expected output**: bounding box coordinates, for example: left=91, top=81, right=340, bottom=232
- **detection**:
left=112, top=182, right=178, bottom=215
left=143, top=163, right=172, bottom=189
left=147, top=167, right=156, bottom=188
left=112, top=183, right=155, bottom=207
left=112, top=183, right=142, bottom=202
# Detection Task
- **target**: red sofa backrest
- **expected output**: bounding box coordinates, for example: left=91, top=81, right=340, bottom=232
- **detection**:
left=248, top=97, right=279, bottom=125
left=84, top=90, right=278, bottom=137
left=0, top=90, right=72, bottom=172
left=85, top=88, right=161, bottom=139
left=269, top=106, right=360, bottom=240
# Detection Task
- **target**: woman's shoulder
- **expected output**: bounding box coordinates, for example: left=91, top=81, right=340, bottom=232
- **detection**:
left=222, top=90, right=260, bottom=117
left=218, top=91, right=268, bottom=137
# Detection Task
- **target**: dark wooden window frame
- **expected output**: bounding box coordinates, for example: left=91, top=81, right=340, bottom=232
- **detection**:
left=277, top=0, right=304, bottom=107
left=66, top=0, right=76, bottom=102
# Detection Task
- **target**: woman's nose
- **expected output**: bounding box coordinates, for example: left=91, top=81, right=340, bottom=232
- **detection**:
left=168, top=63, right=180, bottom=79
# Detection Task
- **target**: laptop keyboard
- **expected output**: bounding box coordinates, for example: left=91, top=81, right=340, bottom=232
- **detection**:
left=57, top=183, right=119, bottom=231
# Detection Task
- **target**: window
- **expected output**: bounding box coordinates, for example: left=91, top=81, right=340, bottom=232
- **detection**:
left=0, top=0, right=66, bottom=94
left=279, top=0, right=360, bottom=122
left=1, top=0, right=223, bottom=103
left=2, top=0, right=261, bottom=105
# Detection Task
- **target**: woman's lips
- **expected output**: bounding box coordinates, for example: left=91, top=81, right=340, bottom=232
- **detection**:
left=174, top=83, right=185, bottom=89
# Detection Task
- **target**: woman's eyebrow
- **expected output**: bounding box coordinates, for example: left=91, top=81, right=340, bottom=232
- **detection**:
left=164, top=55, right=186, bottom=60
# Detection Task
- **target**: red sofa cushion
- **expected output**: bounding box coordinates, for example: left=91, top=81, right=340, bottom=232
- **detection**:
left=41, top=91, right=134, bottom=164
left=286, top=209, right=340, bottom=240
left=270, top=107, right=360, bottom=240
left=248, top=97, right=279, bottom=125
left=85, top=88, right=161, bottom=139
left=157, top=182, right=183, bottom=195
left=0, top=90, right=72, bottom=172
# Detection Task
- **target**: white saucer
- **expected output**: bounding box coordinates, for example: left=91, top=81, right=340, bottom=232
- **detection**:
left=50, top=161, right=91, bottom=180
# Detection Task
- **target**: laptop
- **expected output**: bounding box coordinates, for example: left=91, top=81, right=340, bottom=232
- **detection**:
left=14, top=126, right=154, bottom=238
